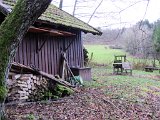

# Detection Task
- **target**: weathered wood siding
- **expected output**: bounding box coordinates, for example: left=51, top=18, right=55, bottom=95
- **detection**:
left=14, top=31, right=84, bottom=75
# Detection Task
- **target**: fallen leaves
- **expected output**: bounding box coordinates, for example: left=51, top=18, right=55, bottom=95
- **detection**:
left=5, top=87, right=160, bottom=120
left=5, top=67, right=160, bottom=120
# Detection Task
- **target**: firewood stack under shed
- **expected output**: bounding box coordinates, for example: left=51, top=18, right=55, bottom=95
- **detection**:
left=7, top=73, right=48, bottom=102
left=6, top=62, right=76, bottom=102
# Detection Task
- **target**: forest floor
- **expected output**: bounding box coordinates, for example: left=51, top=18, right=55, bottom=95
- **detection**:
left=5, top=66, right=160, bottom=120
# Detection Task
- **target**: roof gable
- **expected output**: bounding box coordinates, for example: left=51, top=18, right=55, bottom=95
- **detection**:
left=1, top=0, right=102, bottom=35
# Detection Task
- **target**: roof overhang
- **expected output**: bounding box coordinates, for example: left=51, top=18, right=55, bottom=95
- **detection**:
left=0, top=2, right=10, bottom=15
left=29, top=26, right=76, bottom=37
left=0, top=3, right=76, bottom=37
left=0, top=1, right=102, bottom=36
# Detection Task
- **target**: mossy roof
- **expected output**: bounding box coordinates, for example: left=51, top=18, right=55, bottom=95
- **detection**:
left=1, top=0, right=102, bottom=35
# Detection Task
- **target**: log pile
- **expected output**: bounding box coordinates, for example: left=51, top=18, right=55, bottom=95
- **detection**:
left=6, top=62, right=77, bottom=102
left=7, top=73, right=48, bottom=102
left=11, top=62, right=77, bottom=91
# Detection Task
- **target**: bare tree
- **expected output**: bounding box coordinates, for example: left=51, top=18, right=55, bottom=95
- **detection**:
left=87, top=0, right=103, bottom=23
left=59, top=0, right=63, bottom=9
left=73, top=0, right=78, bottom=16
left=52, top=0, right=150, bottom=29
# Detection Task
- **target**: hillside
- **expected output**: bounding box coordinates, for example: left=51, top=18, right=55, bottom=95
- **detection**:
left=83, top=20, right=156, bottom=59
left=82, top=28, right=124, bottom=46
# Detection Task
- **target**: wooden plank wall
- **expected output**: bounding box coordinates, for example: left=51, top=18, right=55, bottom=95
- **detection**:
left=14, top=31, right=84, bottom=76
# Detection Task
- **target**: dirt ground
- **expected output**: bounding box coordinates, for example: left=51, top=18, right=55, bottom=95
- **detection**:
left=5, top=86, right=160, bottom=120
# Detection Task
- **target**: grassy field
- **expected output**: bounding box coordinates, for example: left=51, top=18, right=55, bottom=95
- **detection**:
left=84, top=66, right=160, bottom=102
left=85, top=45, right=125, bottom=65
left=85, top=45, right=158, bottom=68
left=84, top=45, right=160, bottom=103
left=83, top=45, right=160, bottom=119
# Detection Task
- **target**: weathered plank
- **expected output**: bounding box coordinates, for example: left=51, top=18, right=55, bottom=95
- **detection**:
left=14, top=30, right=84, bottom=76
left=11, top=62, right=77, bottom=91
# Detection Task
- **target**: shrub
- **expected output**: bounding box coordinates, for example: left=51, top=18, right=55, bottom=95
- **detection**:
left=26, top=114, right=35, bottom=120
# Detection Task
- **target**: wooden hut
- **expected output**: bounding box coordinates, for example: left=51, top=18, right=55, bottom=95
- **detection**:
left=0, top=0, right=102, bottom=81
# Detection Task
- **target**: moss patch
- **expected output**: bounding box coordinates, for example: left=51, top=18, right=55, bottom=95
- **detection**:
left=0, top=0, right=26, bottom=103
left=2, top=0, right=101, bottom=35
left=0, top=86, right=7, bottom=102
left=52, top=84, right=74, bottom=99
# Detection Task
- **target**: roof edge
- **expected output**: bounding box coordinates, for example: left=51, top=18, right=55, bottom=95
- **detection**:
left=0, top=3, right=10, bottom=15
left=0, top=2, right=102, bottom=35
left=53, top=6, right=102, bottom=35
left=37, top=19, right=102, bottom=35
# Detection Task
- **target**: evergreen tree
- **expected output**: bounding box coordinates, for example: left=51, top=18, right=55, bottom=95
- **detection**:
left=153, top=20, right=160, bottom=52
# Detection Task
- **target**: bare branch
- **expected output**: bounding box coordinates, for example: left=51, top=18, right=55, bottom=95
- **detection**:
left=73, top=0, right=78, bottom=16
left=87, top=0, right=104, bottom=23
left=119, top=0, right=143, bottom=13
left=139, top=0, right=150, bottom=29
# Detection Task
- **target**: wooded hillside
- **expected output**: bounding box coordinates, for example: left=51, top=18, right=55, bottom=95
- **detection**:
left=83, top=20, right=159, bottom=59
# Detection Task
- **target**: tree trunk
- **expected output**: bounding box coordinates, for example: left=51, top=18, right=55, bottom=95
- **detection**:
left=72, top=0, right=78, bottom=16
left=0, top=0, right=51, bottom=119
left=59, top=0, right=63, bottom=9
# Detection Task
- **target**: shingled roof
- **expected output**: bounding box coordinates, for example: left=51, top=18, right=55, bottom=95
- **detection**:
left=1, top=0, right=102, bottom=35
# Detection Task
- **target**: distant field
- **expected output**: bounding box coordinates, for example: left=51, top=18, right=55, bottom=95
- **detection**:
left=85, top=45, right=125, bottom=65
left=85, top=45, right=157, bottom=68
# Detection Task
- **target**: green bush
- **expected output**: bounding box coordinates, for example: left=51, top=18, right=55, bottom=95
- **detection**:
left=54, top=84, right=74, bottom=97
left=26, top=114, right=35, bottom=120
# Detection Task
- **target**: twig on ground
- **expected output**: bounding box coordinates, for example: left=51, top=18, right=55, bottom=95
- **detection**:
left=102, top=98, right=127, bottom=118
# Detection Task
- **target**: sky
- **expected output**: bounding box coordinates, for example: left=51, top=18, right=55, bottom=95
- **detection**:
left=52, top=0, right=160, bottom=29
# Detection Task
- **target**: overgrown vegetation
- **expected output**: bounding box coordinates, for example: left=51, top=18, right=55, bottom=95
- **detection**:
left=83, top=47, right=89, bottom=66
left=45, top=84, right=74, bottom=100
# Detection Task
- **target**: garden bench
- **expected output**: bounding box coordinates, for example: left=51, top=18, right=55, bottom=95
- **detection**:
left=113, top=55, right=126, bottom=74
left=122, top=62, right=132, bottom=75
left=113, top=55, right=132, bottom=75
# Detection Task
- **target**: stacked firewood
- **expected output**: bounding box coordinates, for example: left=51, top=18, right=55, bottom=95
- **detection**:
left=7, top=73, right=48, bottom=102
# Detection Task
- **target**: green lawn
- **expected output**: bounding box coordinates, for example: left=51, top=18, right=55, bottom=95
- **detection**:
left=83, top=45, right=160, bottom=119
left=85, top=45, right=125, bottom=65
left=85, top=45, right=158, bottom=68
left=84, top=66, right=160, bottom=102
left=84, top=45, right=160, bottom=102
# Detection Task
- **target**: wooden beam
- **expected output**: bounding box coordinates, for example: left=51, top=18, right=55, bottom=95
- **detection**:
left=28, top=26, right=49, bottom=33
left=28, top=26, right=63, bottom=36
left=28, top=26, right=76, bottom=36
left=59, top=31, right=76, bottom=36
left=49, top=29, right=64, bottom=36
left=10, top=62, right=78, bottom=91
left=38, top=27, right=76, bottom=36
